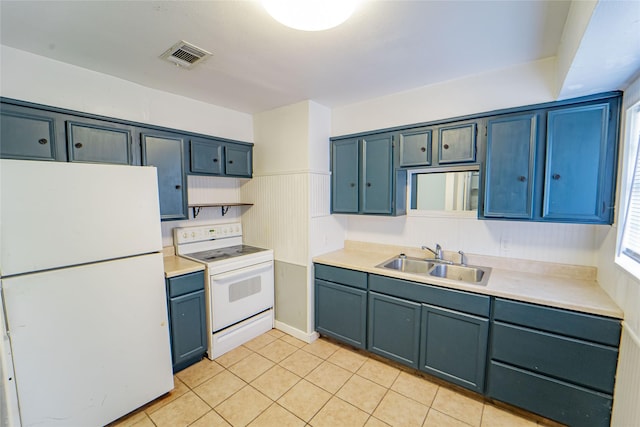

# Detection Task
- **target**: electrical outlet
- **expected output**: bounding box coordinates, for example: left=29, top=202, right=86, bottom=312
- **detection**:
left=500, top=237, right=511, bottom=251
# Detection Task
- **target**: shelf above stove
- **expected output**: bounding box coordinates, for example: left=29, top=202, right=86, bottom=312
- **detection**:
left=188, top=203, right=254, bottom=218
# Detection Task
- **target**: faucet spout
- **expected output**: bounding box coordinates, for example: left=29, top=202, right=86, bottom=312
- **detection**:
left=422, top=244, right=443, bottom=260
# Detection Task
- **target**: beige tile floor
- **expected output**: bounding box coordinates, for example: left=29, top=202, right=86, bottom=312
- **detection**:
left=110, top=329, right=559, bottom=427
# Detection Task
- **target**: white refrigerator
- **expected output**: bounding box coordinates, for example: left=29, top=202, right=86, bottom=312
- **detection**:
left=0, top=159, right=173, bottom=427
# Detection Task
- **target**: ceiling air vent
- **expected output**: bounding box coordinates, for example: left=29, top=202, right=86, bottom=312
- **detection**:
left=160, top=40, right=211, bottom=69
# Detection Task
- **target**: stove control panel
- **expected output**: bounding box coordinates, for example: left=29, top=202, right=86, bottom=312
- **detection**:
left=174, top=222, right=242, bottom=244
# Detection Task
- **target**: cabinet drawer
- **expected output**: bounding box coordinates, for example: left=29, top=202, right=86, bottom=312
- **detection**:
left=492, top=322, right=618, bottom=394
left=314, top=264, right=367, bottom=289
left=494, top=298, right=621, bottom=346
left=488, top=361, right=612, bottom=427
left=369, top=274, right=490, bottom=317
left=167, top=271, right=205, bottom=298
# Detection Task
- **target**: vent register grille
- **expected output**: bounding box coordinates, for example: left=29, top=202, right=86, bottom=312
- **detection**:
left=160, top=40, right=211, bottom=69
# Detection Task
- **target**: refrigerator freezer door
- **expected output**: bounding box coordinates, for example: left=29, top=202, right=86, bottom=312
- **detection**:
left=2, top=253, right=173, bottom=427
left=0, top=159, right=163, bottom=277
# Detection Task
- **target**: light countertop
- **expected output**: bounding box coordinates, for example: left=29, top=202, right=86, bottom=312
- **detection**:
left=312, top=241, right=623, bottom=319
left=163, top=255, right=205, bottom=279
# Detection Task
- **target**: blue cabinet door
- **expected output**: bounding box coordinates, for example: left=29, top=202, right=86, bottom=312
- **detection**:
left=438, top=122, right=477, bottom=163
left=315, top=279, right=367, bottom=349
left=420, top=304, right=488, bottom=393
left=190, top=139, right=223, bottom=175
left=169, top=290, right=207, bottom=372
left=66, top=121, right=132, bottom=165
left=0, top=105, right=58, bottom=161
left=368, top=291, right=421, bottom=368
left=332, top=138, right=360, bottom=213
left=543, top=103, right=610, bottom=221
left=361, top=134, right=393, bottom=214
left=483, top=114, right=537, bottom=218
left=141, top=132, right=187, bottom=221
left=224, top=143, right=252, bottom=177
left=399, top=128, right=432, bottom=167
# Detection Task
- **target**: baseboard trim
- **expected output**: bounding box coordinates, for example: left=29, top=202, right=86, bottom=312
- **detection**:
left=274, top=320, right=319, bottom=343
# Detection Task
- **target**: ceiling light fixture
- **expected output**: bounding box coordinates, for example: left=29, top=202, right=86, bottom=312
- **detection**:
left=262, top=0, right=361, bottom=31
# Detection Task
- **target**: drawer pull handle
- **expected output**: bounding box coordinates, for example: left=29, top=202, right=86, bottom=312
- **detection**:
left=75, top=142, right=83, bottom=149
left=213, top=158, right=218, bottom=163
left=38, top=138, right=48, bottom=145
left=175, top=185, right=181, bottom=189
left=443, top=144, right=450, bottom=149
left=552, top=173, right=561, bottom=180
left=420, top=147, right=426, bottom=152
left=518, top=176, right=526, bottom=182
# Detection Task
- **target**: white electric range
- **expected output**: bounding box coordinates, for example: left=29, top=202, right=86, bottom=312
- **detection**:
left=174, top=222, right=274, bottom=359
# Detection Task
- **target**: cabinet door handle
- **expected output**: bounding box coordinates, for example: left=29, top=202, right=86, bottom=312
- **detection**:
left=443, top=144, right=450, bottom=149
left=228, top=160, right=234, bottom=164
left=38, top=138, right=48, bottom=145
left=213, top=158, right=218, bottom=163
left=552, top=173, right=561, bottom=180
left=518, top=176, right=526, bottom=182
left=175, top=185, right=181, bottom=189
left=366, top=182, right=372, bottom=187
left=350, top=183, right=356, bottom=188
left=420, top=147, right=426, bottom=152
left=74, top=142, right=83, bottom=149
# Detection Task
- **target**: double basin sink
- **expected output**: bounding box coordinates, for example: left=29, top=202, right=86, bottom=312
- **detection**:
left=376, top=255, right=491, bottom=286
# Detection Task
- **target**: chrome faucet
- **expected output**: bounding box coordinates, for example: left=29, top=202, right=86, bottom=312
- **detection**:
left=422, top=244, right=443, bottom=260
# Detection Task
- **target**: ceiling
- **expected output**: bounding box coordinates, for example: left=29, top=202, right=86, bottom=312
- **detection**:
left=0, top=1, right=636, bottom=114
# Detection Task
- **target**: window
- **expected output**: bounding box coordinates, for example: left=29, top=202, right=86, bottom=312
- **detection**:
left=617, top=101, right=640, bottom=275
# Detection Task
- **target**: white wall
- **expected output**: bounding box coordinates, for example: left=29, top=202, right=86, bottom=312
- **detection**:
left=596, top=71, right=640, bottom=427
left=331, top=58, right=603, bottom=266
left=597, top=73, right=640, bottom=335
left=332, top=58, right=556, bottom=137
left=0, top=46, right=253, bottom=142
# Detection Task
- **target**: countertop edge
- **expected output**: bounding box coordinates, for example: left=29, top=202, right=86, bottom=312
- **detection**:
left=163, top=255, right=205, bottom=279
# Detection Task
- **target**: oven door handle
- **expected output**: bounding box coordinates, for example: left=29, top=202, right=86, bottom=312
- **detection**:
left=210, top=261, right=273, bottom=284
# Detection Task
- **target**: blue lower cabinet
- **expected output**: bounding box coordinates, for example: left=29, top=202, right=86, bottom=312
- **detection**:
left=166, top=271, right=207, bottom=373
left=488, top=361, right=612, bottom=427
left=315, top=279, right=367, bottom=349
left=368, top=292, right=421, bottom=368
left=420, top=304, right=488, bottom=393
left=489, top=298, right=620, bottom=426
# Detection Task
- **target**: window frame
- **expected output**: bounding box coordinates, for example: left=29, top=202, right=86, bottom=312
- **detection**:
left=615, top=100, right=640, bottom=278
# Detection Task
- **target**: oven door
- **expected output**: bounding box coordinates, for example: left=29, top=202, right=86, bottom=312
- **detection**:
left=209, top=260, right=274, bottom=332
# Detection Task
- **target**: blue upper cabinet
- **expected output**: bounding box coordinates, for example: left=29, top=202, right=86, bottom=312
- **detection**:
left=331, top=133, right=405, bottom=216
left=66, top=121, right=132, bottom=165
left=224, top=143, right=252, bottom=177
left=190, top=139, right=223, bottom=175
left=438, top=122, right=477, bottom=163
left=332, top=138, right=360, bottom=213
left=399, top=127, right=432, bottom=167
left=483, top=114, right=537, bottom=219
left=543, top=102, right=615, bottom=223
left=141, top=132, right=188, bottom=221
left=0, top=103, right=64, bottom=161
left=479, top=94, right=620, bottom=224
left=361, top=134, right=394, bottom=214
left=189, top=138, right=253, bottom=178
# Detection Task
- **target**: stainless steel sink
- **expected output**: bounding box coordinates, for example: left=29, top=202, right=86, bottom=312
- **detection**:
left=379, top=256, right=434, bottom=274
left=377, top=255, right=491, bottom=286
left=429, top=264, right=488, bottom=284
